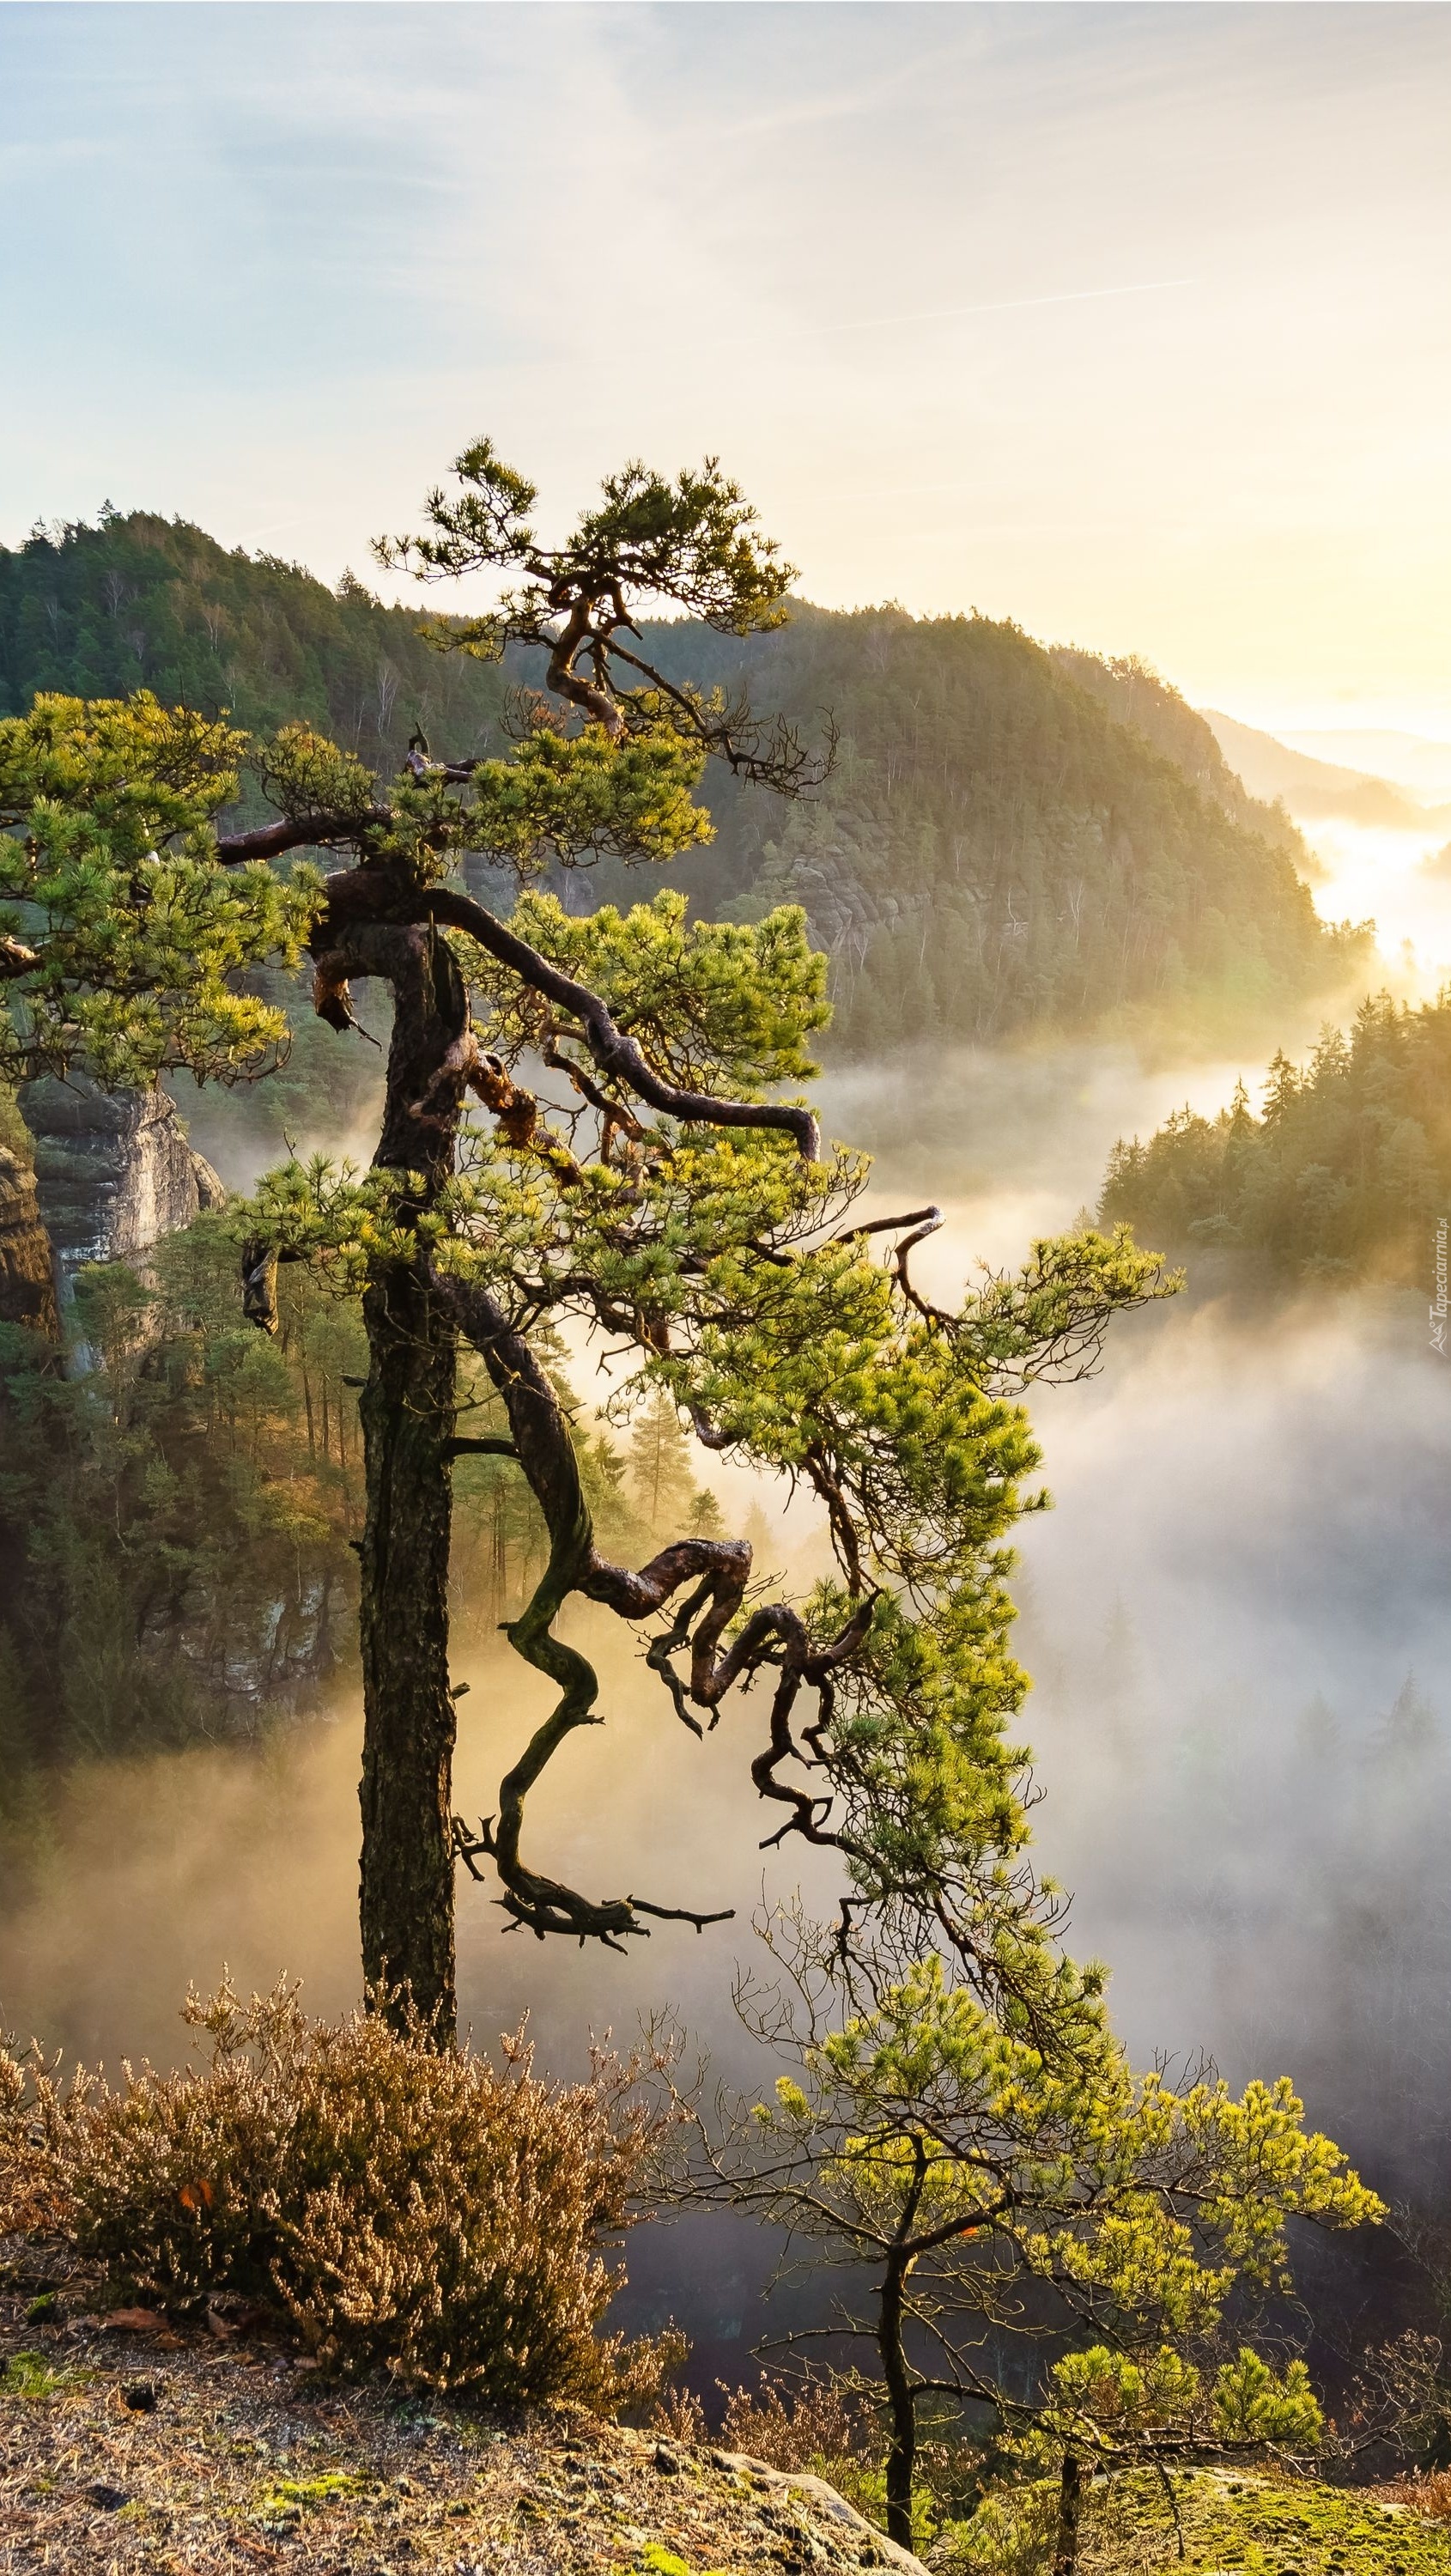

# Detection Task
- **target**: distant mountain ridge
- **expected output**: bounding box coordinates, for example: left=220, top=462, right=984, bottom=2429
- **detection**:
left=1284, top=727, right=1451, bottom=801
left=1200, top=708, right=1451, bottom=833
left=0, top=511, right=1367, bottom=1052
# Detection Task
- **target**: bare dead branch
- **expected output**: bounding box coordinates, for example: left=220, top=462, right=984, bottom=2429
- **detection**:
left=628, top=1899, right=736, bottom=1931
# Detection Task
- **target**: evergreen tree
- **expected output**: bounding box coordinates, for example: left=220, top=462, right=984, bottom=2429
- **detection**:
left=1376, top=1672, right=1439, bottom=1767
left=1101, top=989, right=1451, bottom=1285
left=702, top=1933, right=1380, bottom=2556
left=2, top=439, right=1170, bottom=2033
left=627, top=1386, right=697, bottom=1534
left=1296, top=1691, right=1341, bottom=1762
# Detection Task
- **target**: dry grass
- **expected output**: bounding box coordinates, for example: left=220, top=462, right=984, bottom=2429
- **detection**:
left=715, top=2383, right=869, bottom=2477
left=653, top=2379, right=868, bottom=2476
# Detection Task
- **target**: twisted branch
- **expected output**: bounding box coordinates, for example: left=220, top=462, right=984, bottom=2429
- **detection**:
left=209, top=817, right=823, bottom=1163
left=435, top=1272, right=874, bottom=1945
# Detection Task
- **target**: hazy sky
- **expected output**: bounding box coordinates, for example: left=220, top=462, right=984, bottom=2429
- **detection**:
left=4, top=3, right=1449, bottom=734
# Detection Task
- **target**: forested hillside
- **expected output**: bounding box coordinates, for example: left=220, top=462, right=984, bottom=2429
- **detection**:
left=0, top=513, right=1364, bottom=1054
left=639, top=604, right=1363, bottom=1047
left=1051, top=647, right=1310, bottom=850
left=0, top=507, right=510, bottom=805
left=1100, top=989, right=1451, bottom=1285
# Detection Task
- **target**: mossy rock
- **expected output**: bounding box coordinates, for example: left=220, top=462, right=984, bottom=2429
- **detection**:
left=943, top=2469, right=1451, bottom=2575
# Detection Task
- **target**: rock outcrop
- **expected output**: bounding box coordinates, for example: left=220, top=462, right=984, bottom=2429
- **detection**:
left=0, top=1144, right=60, bottom=1339
left=16, top=1075, right=227, bottom=1304
left=0, top=2296, right=933, bottom=2572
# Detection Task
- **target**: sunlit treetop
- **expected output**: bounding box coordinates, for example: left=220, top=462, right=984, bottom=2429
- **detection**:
left=374, top=439, right=829, bottom=792
left=0, top=694, right=313, bottom=1088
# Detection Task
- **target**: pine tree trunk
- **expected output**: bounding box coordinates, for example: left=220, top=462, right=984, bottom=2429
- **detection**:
left=358, top=1254, right=458, bottom=2027
left=879, top=2251, right=917, bottom=2550
left=343, top=920, right=471, bottom=2037
left=490, top=1479, right=507, bottom=1617
left=1053, top=2450, right=1084, bottom=2576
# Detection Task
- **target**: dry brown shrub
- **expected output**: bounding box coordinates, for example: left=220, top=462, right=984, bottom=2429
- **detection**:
left=1378, top=2467, right=1451, bottom=2519
left=0, top=2038, right=69, bottom=2238
left=652, top=2381, right=710, bottom=2445
left=0, top=1979, right=680, bottom=2403
left=716, top=2372, right=870, bottom=2470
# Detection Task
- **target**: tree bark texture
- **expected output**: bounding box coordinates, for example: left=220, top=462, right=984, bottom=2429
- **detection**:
left=344, top=920, right=470, bottom=2032
left=1053, top=2449, right=1084, bottom=2576
left=358, top=1256, right=458, bottom=2026
left=879, top=2251, right=917, bottom=2551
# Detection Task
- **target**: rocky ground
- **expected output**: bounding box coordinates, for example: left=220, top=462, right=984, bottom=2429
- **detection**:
left=9, top=2284, right=1451, bottom=2575
left=0, top=2287, right=926, bottom=2576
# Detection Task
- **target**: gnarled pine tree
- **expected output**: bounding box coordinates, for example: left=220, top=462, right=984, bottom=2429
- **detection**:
left=0, top=443, right=1169, bottom=2034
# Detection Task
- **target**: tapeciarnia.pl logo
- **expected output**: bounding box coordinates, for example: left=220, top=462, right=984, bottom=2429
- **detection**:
left=1432, top=1218, right=1448, bottom=1356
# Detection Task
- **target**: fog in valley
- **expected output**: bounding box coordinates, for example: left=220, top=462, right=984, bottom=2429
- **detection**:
left=1300, top=808, right=1451, bottom=1003
left=3, top=800, right=1449, bottom=2370
left=833, top=994, right=1451, bottom=2203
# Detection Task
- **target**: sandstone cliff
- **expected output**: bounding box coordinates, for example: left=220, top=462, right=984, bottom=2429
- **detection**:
left=0, top=1143, right=59, bottom=1339
left=16, top=1075, right=227, bottom=1304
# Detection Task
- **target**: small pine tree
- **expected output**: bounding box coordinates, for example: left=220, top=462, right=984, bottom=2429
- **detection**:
left=1262, top=1047, right=1301, bottom=1127
left=627, top=1387, right=696, bottom=1534
left=717, top=1941, right=1380, bottom=2557
left=1296, top=1692, right=1340, bottom=1762
left=1378, top=1672, right=1438, bottom=1766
